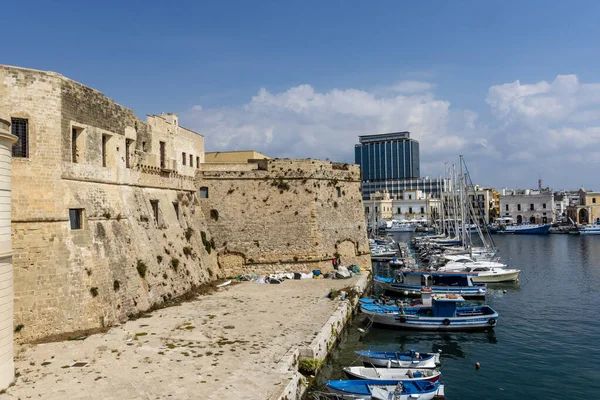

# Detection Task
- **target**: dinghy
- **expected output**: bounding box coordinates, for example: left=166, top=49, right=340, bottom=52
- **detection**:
left=355, top=349, right=440, bottom=369
left=343, top=366, right=440, bottom=382
left=325, top=379, right=443, bottom=400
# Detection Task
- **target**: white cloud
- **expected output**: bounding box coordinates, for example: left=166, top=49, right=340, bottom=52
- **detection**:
left=180, top=74, right=600, bottom=188
left=181, top=83, right=484, bottom=167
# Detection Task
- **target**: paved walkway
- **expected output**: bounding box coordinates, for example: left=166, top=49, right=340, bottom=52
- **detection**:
left=6, top=276, right=362, bottom=400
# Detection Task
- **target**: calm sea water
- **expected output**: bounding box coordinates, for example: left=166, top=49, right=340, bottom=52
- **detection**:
left=313, top=233, right=600, bottom=399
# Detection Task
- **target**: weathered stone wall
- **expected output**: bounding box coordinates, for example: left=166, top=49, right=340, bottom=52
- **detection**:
left=1, top=65, right=371, bottom=344
left=1, top=66, right=218, bottom=343
left=198, top=159, right=371, bottom=276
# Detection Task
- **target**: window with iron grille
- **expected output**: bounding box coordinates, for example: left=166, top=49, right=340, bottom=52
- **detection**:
left=11, top=118, right=28, bottom=158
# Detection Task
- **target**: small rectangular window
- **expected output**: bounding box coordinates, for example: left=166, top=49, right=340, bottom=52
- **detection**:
left=142, top=141, right=147, bottom=152
left=173, top=202, right=179, bottom=219
left=11, top=118, right=29, bottom=158
left=182, top=152, right=186, bottom=166
left=594, top=198, right=597, bottom=204
left=150, top=200, right=159, bottom=223
left=102, top=135, right=109, bottom=167
left=189, top=154, right=193, bottom=167
left=530, top=204, right=534, bottom=211
left=125, top=139, right=133, bottom=168
left=336, top=187, right=342, bottom=197
left=409, top=207, right=413, bottom=214
left=72, top=127, right=82, bottom=163
left=196, top=156, right=200, bottom=168
left=199, top=187, right=209, bottom=199
left=420, top=207, right=425, bottom=214
left=69, top=209, right=83, bottom=230
left=543, top=203, right=547, bottom=209
left=505, top=204, right=509, bottom=211
left=397, top=207, right=401, bottom=214
left=159, top=142, right=166, bottom=169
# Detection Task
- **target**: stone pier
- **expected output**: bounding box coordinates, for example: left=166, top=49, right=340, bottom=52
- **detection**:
left=4, top=274, right=369, bottom=399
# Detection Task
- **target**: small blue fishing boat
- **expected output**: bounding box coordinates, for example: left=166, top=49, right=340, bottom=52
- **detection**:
left=374, top=270, right=486, bottom=298
left=355, top=349, right=441, bottom=368
left=324, top=379, right=444, bottom=400
left=361, top=291, right=498, bottom=331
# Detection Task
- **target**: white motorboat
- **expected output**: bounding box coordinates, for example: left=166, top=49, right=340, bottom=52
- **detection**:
left=437, top=256, right=520, bottom=283
left=579, top=222, right=600, bottom=235
left=387, top=220, right=417, bottom=232
left=343, top=366, right=441, bottom=382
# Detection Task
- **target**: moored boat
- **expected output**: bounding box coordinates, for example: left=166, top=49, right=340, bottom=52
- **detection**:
left=498, top=222, right=552, bottom=234
left=387, top=220, right=417, bottom=232
left=361, top=292, right=498, bottom=331
left=355, top=350, right=441, bottom=368
left=324, top=379, right=442, bottom=400
left=342, top=366, right=440, bottom=382
left=579, top=221, right=600, bottom=235
left=374, top=270, right=486, bottom=298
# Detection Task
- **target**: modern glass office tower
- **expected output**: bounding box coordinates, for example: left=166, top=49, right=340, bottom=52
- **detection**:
left=355, top=132, right=445, bottom=200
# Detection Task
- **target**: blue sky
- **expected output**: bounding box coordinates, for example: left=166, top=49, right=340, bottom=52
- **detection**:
left=5, top=0, right=600, bottom=189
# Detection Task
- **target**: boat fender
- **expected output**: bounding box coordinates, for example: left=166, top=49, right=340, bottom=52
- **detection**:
left=399, top=316, right=407, bottom=323
left=442, top=318, right=451, bottom=326
left=488, top=318, right=496, bottom=326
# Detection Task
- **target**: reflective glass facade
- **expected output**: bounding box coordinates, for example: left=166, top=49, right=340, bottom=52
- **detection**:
left=355, top=132, right=444, bottom=200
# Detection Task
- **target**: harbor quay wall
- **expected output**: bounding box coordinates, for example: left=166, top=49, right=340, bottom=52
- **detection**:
left=2, top=65, right=219, bottom=343
left=197, top=158, right=372, bottom=277
left=272, top=273, right=371, bottom=400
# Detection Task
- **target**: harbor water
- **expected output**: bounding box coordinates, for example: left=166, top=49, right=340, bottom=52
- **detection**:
left=313, top=233, right=600, bottom=399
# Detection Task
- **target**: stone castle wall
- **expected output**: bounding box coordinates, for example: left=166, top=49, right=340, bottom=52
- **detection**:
left=198, top=159, right=371, bottom=276
left=1, top=65, right=370, bottom=343
left=1, top=66, right=218, bottom=343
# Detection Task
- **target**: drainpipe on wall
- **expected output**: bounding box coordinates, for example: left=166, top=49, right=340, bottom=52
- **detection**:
left=0, top=118, right=17, bottom=389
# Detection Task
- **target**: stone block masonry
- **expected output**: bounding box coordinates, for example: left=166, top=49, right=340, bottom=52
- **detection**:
left=1, top=64, right=371, bottom=346
left=198, top=158, right=371, bottom=276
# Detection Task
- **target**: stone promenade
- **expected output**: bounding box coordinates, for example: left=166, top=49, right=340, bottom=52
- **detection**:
left=4, top=275, right=365, bottom=400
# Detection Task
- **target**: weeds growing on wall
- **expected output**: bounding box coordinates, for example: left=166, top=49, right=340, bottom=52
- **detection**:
left=184, top=227, right=194, bottom=241
left=136, top=260, right=148, bottom=278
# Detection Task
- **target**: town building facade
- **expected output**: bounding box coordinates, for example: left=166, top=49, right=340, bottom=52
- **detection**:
left=567, top=189, right=600, bottom=224
left=499, top=188, right=556, bottom=224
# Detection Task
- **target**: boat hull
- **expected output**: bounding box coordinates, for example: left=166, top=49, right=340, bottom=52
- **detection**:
left=325, top=379, right=441, bottom=400
left=387, top=226, right=417, bottom=232
left=579, top=229, right=600, bottom=235
left=356, top=351, right=440, bottom=369
left=343, top=366, right=440, bottom=382
left=363, top=308, right=498, bottom=331
left=471, top=270, right=520, bottom=283
left=498, top=223, right=552, bottom=234
left=374, top=278, right=486, bottom=299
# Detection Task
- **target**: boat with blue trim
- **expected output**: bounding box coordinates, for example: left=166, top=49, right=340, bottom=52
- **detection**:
left=360, top=291, right=498, bottom=331
left=324, top=379, right=444, bottom=400
left=342, top=366, right=441, bottom=382
left=497, top=222, right=552, bottom=234
left=355, top=349, right=441, bottom=368
left=374, top=270, right=486, bottom=299
left=579, top=221, right=600, bottom=235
